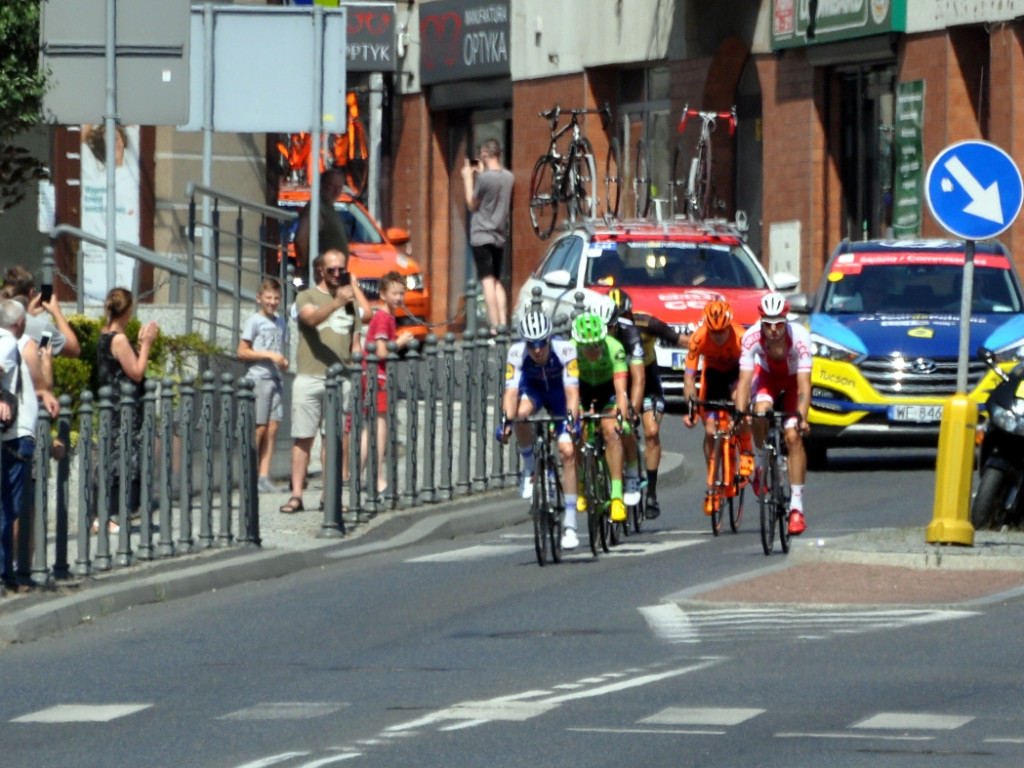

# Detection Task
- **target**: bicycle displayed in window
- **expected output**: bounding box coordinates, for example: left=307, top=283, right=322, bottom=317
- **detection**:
left=691, top=399, right=747, bottom=536
left=511, top=415, right=566, bottom=567
left=675, top=105, right=736, bottom=221
left=575, top=409, right=624, bottom=556
left=528, top=106, right=601, bottom=239
left=751, top=408, right=793, bottom=556
left=633, top=138, right=651, bottom=219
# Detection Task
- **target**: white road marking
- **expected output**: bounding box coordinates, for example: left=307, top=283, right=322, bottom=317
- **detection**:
left=235, top=753, right=311, bottom=768
left=406, top=544, right=525, bottom=562
left=406, top=537, right=701, bottom=563
left=641, top=603, right=976, bottom=644
left=569, top=726, right=726, bottom=735
left=640, top=706, right=764, bottom=726
left=853, top=712, right=975, bottom=730
left=777, top=731, right=934, bottom=741
left=296, top=754, right=361, bottom=767
left=219, top=702, right=348, bottom=720
left=11, top=703, right=152, bottom=723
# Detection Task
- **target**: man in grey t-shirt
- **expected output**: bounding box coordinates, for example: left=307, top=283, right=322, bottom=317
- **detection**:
left=461, top=138, right=513, bottom=333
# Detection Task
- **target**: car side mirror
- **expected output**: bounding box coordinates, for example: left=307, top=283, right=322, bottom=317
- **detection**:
left=543, top=269, right=573, bottom=289
left=385, top=227, right=410, bottom=245
left=788, top=292, right=811, bottom=314
left=772, top=272, right=800, bottom=292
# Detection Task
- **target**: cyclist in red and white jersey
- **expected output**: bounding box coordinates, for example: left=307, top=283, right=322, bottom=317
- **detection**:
left=734, top=292, right=812, bottom=535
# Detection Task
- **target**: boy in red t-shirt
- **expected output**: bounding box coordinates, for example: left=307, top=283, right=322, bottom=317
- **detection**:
left=362, top=271, right=414, bottom=497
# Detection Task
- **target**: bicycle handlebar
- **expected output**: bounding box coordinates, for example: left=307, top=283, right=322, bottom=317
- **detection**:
left=678, top=104, right=737, bottom=136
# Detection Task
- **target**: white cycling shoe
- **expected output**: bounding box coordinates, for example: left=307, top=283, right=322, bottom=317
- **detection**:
left=624, top=475, right=641, bottom=506
left=561, top=527, right=580, bottom=550
left=519, top=472, right=534, bottom=500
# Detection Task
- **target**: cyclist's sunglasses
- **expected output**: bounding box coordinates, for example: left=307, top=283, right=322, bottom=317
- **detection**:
left=527, top=339, right=548, bottom=350
left=761, top=318, right=786, bottom=329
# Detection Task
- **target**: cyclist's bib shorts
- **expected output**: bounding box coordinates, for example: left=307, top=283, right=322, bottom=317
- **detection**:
left=579, top=381, right=617, bottom=412
left=520, top=383, right=570, bottom=439
left=752, top=366, right=800, bottom=429
left=641, top=362, right=666, bottom=414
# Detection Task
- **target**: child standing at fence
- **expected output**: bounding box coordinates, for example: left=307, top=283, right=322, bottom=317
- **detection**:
left=238, top=278, right=289, bottom=494
left=361, top=271, right=413, bottom=498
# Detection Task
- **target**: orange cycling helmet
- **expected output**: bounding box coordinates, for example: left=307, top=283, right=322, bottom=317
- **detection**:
left=703, top=299, right=733, bottom=332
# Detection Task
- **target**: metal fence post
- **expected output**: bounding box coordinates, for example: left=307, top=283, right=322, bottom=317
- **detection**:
left=491, top=324, right=510, bottom=489
left=28, top=406, right=52, bottom=584
left=114, top=381, right=135, bottom=567
left=384, top=340, right=400, bottom=509
left=458, top=328, right=474, bottom=495
left=402, top=338, right=420, bottom=508
left=74, top=392, right=95, bottom=576
left=320, top=364, right=345, bottom=538
left=158, top=378, right=176, bottom=557
left=363, top=348, right=379, bottom=518
left=178, top=376, right=197, bottom=552
left=439, top=333, right=456, bottom=501
left=473, top=327, right=489, bottom=491
left=236, top=377, right=260, bottom=546
left=53, top=395, right=73, bottom=579
left=217, top=373, right=235, bottom=547
left=94, top=386, right=114, bottom=571
left=198, top=370, right=216, bottom=548
left=421, top=334, right=438, bottom=503
left=347, top=357, right=363, bottom=521
left=137, top=379, right=158, bottom=561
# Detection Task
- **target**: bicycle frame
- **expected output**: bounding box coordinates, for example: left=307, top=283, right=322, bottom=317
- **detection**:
left=751, top=408, right=794, bottom=556
left=693, top=399, right=745, bottom=536
left=676, top=104, right=737, bottom=221
left=512, top=414, right=566, bottom=566
left=575, top=410, right=622, bottom=556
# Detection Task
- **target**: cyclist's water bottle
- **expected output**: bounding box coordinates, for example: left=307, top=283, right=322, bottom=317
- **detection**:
left=547, top=469, right=557, bottom=504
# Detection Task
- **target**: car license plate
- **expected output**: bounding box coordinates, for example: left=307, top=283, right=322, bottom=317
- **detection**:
left=671, top=351, right=686, bottom=370
left=889, top=405, right=943, bottom=423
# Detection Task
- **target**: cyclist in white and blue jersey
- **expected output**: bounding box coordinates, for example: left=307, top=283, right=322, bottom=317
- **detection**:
left=498, top=311, right=582, bottom=549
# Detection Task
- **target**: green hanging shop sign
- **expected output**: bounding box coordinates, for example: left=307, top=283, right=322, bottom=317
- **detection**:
left=771, top=0, right=906, bottom=49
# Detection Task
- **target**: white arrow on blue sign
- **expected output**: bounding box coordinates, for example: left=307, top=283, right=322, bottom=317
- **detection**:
left=925, top=140, right=1023, bottom=240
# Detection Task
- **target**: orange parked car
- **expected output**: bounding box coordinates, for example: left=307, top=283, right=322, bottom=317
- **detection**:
left=278, top=185, right=431, bottom=339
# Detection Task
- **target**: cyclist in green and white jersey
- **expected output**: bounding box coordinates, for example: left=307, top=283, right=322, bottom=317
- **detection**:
left=571, top=312, right=630, bottom=523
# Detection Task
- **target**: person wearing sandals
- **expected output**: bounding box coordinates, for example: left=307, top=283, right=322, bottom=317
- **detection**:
left=281, top=249, right=363, bottom=514
left=95, top=288, right=158, bottom=534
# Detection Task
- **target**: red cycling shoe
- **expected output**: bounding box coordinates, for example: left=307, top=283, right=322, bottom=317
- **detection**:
left=788, top=510, right=806, bottom=535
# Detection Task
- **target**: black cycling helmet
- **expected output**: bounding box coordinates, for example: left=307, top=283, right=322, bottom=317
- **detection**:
left=607, top=287, right=633, bottom=319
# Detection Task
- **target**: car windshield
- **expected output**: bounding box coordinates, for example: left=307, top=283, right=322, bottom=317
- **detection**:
left=334, top=202, right=383, bottom=244
left=819, top=263, right=1024, bottom=315
left=584, top=242, right=768, bottom=290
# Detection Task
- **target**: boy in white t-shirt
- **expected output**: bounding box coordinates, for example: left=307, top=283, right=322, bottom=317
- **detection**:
left=237, top=278, right=289, bottom=493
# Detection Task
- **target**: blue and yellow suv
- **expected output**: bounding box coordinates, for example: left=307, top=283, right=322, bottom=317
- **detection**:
left=791, top=239, right=1024, bottom=462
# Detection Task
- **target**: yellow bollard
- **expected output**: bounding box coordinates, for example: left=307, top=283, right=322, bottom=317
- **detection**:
left=926, top=393, right=977, bottom=546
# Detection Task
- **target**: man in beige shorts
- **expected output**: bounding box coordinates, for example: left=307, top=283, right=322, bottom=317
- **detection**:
left=280, top=249, right=366, bottom=513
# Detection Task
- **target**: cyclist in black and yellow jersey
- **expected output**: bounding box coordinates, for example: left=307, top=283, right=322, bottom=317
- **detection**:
left=571, top=311, right=630, bottom=523
left=606, top=288, right=687, bottom=519
left=589, top=296, right=644, bottom=509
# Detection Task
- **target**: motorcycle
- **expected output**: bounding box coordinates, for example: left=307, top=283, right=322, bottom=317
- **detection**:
left=972, top=346, right=1024, bottom=530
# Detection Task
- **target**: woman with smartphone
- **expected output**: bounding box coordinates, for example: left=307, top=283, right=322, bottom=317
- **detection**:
left=95, top=288, right=158, bottom=533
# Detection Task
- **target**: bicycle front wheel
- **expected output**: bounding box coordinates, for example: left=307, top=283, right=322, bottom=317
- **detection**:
left=532, top=455, right=551, bottom=567
left=710, top=437, right=725, bottom=536
left=759, top=454, right=776, bottom=555
left=596, top=458, right=613, bottom=552
left=583, top=451, right=601, bottom=557
left=529, top=156, right=560, bottom=240
left=633, top=139, right=651, bottom=219
left=549, top=460, right=564, bottom=563
left=670, top=142, right=688, bottom=219
left=729, top=440, right=744, bottom=533
left=604, top=137, right=622, bottom=219
left=777, top=461, right=792, bottom=554
left=567, top=139, right=597, bottom=222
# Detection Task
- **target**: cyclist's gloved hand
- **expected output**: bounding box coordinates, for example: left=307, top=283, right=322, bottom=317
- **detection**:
left=495, top=418, right=512, bottom=444
left=565, top=417, right=578, bottom=442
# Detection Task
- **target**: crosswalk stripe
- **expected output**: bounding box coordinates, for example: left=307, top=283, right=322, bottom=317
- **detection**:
left=11, top=704, right=151, bottom=723
left=853, top=712, right=975, bottom=730
left=219, top=703, right=347, bottom=721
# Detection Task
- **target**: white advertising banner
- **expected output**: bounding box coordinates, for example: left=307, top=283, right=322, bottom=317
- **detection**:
left=80, top=124, right=141, bottom=301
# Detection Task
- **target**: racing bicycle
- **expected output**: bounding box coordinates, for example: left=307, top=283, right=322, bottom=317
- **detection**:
left=528, top=106, right=599, bottom=239
left=676, top=105, right=736, bottom=221
left=576, top=409, right=624, bottom=556
left=751, top=408, right=794, bottom=556
left=510, top=415, right=566, bottom=567
left=691, top=399, right=747, bottom=536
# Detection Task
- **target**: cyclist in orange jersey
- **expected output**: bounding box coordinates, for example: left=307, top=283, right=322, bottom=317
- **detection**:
left=682, top=299, right=754, bottom=476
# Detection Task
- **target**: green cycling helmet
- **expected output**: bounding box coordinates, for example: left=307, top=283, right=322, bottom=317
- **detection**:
left=572, top=312, right=608, bottom=345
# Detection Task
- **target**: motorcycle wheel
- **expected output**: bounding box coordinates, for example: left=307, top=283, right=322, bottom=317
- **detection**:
left=972, top=466, right=1010, bottom=530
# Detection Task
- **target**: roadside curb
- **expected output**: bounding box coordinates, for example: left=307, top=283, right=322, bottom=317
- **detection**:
left=0, top=492, right=528, bottom=645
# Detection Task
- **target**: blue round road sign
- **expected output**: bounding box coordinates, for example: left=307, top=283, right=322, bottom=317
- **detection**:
left=925, top=140, right=1023, bottom=240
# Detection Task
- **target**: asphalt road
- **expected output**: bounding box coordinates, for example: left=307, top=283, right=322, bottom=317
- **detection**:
left=2, top=423, right=1022, bottom=767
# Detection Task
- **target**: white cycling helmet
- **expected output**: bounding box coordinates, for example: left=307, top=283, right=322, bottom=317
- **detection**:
left=519, top=311, right=552, bottom=342
left=588, top=295, right=617, bottom=326
left=758, top=292, right=789, bottom=321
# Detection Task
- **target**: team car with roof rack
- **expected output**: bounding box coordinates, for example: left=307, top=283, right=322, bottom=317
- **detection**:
left=790, top=238, right=1024, bottom=464
left=512, top=217, right=799, bottom=397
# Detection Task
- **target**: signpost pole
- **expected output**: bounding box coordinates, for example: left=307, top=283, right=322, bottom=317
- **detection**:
left=308, top=4, right=324, bottom=287
left=956, top=239, right=975, bottom=393
left=104, top=0, right=118, bottom=294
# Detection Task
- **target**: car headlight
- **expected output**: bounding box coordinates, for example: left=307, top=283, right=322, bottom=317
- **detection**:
left=405, top=273, right=425, bottom=292
left=989, top=402, right=1024, bottom=436
left=992, top=339, right=1024, bottom=364
left=809, top=333, right=862, bottom=363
